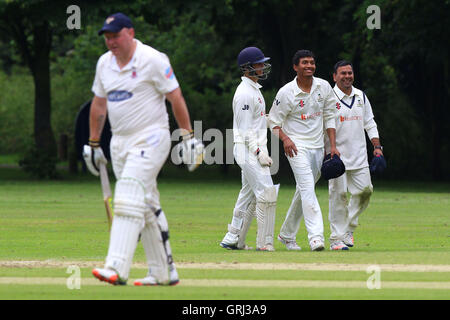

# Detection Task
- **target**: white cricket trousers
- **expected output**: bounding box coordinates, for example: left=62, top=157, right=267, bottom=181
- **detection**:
left=110, top=128, right=171, bottom=209
left=233, top=143, right=274, bottom=211
left=279, top=147, right=324, bottom=242
left=328, top=167, right=373, bottom=241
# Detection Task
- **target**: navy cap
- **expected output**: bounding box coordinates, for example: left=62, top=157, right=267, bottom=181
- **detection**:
left=237, top=47, right=270, bottom=67
left=321, top=154, right=346, bottom=180
left=370, top=155, right=387, bottom=175
left=98, top=13, right=133, bottom=35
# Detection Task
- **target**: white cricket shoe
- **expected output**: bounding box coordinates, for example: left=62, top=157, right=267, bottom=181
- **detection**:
left=310, top=239, right=325, bottom=251
left=343, top=231, right=354, bottom=247
left=92, top=268, right=126, bottom=285
left=277, top=234, right=301, bottom=251
left=256, top=244, right=275, bottom=252
left=330, top=240, right=349, bottom=251
left=134, top=265, right=179, bottom=286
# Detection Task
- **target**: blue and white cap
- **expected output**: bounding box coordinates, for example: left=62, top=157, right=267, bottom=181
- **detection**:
left=98, top=13, right=133, bottom=35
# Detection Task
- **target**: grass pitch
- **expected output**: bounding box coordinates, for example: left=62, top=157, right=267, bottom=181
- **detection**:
left=0, top=165, right=449, bottom=300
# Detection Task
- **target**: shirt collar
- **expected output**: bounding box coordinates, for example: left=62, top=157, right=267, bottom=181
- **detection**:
left=241, top=76, right=262, bottom=89
left=109, top=39, right=140, bottom=72
left=293, top=76, right=320, bottom=95
left=333, top=85, right=355, bottom=99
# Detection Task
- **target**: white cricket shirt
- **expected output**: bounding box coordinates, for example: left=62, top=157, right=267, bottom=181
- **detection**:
left=268, top=76, right=337, bottom=148
left=92, top=39, right=179, bottom=136
left=233, top=77, right=268, bottom=151
left=324, top=85, right=379, bottom=170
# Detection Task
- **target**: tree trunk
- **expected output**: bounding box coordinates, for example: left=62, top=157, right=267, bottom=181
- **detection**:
left=32, top=21, right=56, bottom=157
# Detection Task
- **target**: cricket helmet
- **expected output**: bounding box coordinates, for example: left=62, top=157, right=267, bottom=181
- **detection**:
left=237, top=47, right=271, bottom=80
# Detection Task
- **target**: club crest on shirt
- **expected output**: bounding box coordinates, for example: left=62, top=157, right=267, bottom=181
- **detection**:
left=131, top=67, right=137, bottom=79
left=356, top=98, right=363, bottom=107
left=258, top=97, right=262, bottom=104
left=317, top=93, right=323, bottom=102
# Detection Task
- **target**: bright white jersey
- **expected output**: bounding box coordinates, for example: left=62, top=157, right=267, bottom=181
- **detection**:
left=92, top=39, right=179, bottom=136
left=324, top=85, right=379, bottom=170
left=233, top=77, right=268, bottom=151
left=268, top=76, right=337, bottom=148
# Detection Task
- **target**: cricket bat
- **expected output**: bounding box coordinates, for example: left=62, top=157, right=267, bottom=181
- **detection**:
left=99, top=162, right=113, bottom=231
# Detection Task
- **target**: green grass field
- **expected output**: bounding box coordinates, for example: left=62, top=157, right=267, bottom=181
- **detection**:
left=0, top=165, right=449, bottom=300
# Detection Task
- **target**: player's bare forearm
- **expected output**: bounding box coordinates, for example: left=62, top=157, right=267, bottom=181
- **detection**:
left=167, top=87, right=192, bottom=132
left=326, top=128, right=340, bottom=157
left=89, top=95, right=108, bottom=141
left=273, top=126, right=297, bottom=157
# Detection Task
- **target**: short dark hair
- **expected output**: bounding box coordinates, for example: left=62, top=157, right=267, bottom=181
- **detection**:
left=292, top=50, right=315, bottom=66
left=333, top=60, right=353, bottom=74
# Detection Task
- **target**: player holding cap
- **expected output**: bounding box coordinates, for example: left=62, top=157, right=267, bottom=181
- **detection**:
left=220, top=47, right=279, bottom=252
left=325, top=60, right=384, bottom=250
left=83, top=13, right=204, bottom=286
left=268, top=50, right=339, bottom=251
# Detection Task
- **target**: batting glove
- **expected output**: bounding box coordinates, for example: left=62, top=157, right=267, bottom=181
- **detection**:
left=257, top=149, right=273, bottom=167
left=176, top=130, right=205, bottom=172
left=83, top=144, right=107, bottom=176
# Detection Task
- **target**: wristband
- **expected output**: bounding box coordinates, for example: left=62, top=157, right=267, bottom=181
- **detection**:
left=89, top=139, right=101, bottom=148
left=374, top=146, right=383, bottom=151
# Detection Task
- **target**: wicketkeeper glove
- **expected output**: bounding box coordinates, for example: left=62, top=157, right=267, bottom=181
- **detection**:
left=177, top=130, right=205, bottom=172
left=82, top=143, right=107, bottom=176
left=256, top=148, right=273, bottom=167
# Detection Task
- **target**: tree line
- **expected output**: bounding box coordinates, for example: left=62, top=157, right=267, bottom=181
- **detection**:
left=0, top=0, right=448, bottom=180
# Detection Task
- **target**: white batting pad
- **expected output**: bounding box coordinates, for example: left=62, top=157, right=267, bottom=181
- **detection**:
left=256, top=184, right=279, bottom=249
left=141, top=213, right=170, bottom=284
left=105, top=215, right=142, bottom=280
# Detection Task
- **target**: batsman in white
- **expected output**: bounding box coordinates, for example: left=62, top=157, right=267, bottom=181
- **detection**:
left=325, top=60, right=383, bottom=250
left=219, top=47, right=279, bottom=252
left=83, top=13, right=204, bottom=286
left=268, top=50, right=339, bottom=251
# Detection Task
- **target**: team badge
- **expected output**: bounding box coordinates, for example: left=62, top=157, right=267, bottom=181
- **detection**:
left=317, top=93, right=323, bottom=102
left=165, top=66, right=174, bottom=79
left=299, top=100, right=304, bottom=108
left=131, top=67, right=137, bottom=79
left=106, top=17, right=115, bottom=24
left=258, top=97, right=262, bottom=104
left=336, top=102, right=341, bottom=110
left=261, top=112, right=264, bottom=116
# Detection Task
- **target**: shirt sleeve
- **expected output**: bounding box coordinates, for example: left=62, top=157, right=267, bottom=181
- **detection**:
left=268, top=88, right=291, bottom=130
left=91, top=58, right=106, bottom=98
left=363, top=94, right=379, bottom=139
left=322, top=83, right=337, bottom=130
left=234, top=93, right=259, bottom=154
left=150, top=53, right=180, bottom=95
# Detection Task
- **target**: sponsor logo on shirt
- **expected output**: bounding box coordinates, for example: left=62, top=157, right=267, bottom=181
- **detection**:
left=336, top=102, right=341, bottom=110
left=107, top=90, right=133, bottom=102
left=275, top=99, right=280, bottom=106
left=339, top=115, right=362, bottom=122
left=165, top=66, right=174, bottom=79
left=300, top=112, right=322, bottom=120
left=299, top=100, right=305, bottom=108
left=242, top=104, right=249, bottom=110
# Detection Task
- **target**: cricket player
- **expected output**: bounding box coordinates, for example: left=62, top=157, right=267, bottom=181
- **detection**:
left=325, top=60, right=383, bottom=249
left=268, top=50, right=339, bottom=251
left=220, top=47, right=279, bottom=252
left=83, top=13, right=204, bottom=286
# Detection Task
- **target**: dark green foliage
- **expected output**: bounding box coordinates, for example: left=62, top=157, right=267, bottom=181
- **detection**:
left=19, top=143, right=59, bottom=179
